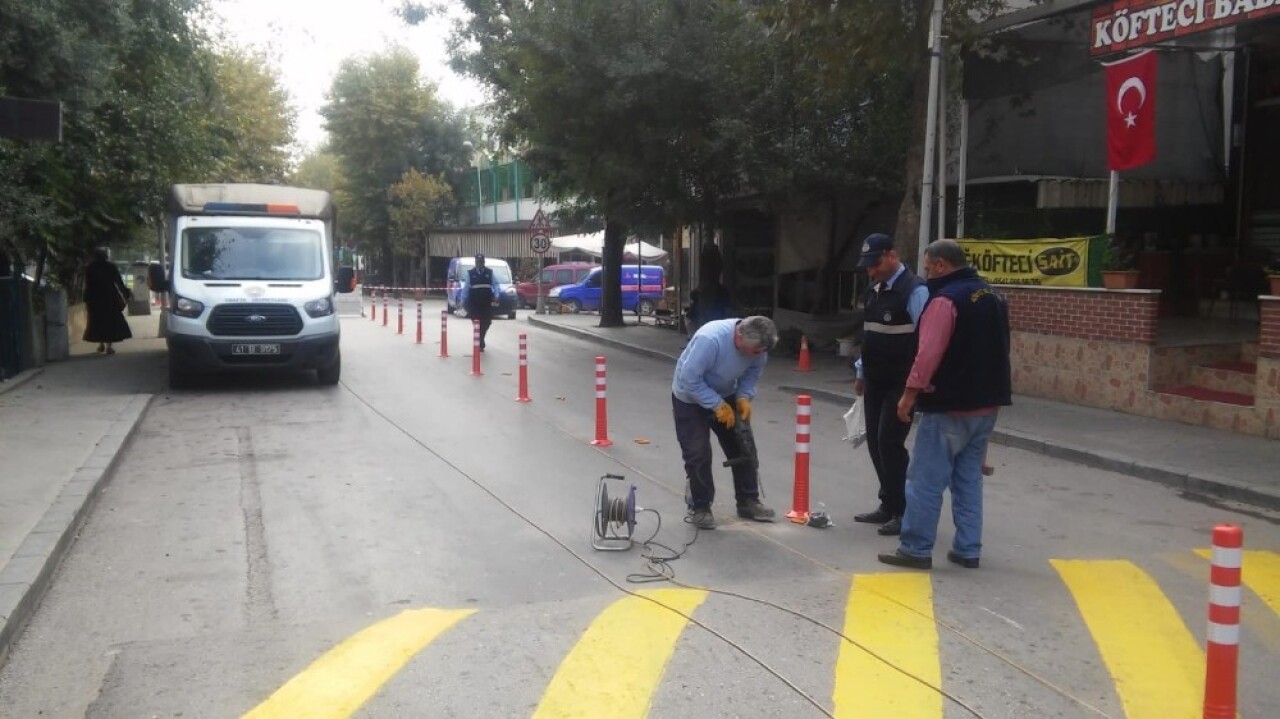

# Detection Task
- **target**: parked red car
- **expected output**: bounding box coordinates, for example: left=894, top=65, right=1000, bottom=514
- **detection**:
left=515, top=262, right=599, bottom=308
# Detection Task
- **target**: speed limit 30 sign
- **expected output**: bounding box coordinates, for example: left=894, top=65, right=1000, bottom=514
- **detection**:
left=530, top=232, right=551, bottom=254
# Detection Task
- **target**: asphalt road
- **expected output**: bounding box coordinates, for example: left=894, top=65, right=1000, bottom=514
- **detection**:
left=1, top=303, right=1278, bottom=718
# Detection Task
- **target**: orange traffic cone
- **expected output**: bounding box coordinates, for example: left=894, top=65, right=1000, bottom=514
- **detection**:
left=794, top=335, right=814, bottom=372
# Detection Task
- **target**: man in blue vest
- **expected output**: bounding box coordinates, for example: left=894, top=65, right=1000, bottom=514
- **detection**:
left=853, top=233, right=928, bottom=537
left=672, top=316, right=779, bottom=529
left=879, top=239, right=1011, bottom=570
left=463, top=253, right=495, bottom=351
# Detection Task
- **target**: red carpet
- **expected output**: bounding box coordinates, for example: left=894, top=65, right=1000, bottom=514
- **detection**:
left=1158, top=385, right=1255, bottom=406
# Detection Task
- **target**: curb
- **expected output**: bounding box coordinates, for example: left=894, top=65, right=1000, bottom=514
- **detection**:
left=780, top=384, right=1280, bottom=512
left=526, top=315, right=680, bottom=363
left=0, top=393, right=153, bottom=667
left=0, top=367, right=45, bottom=397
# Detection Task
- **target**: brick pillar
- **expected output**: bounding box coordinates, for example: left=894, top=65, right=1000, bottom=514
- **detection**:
left=1256, top=297, right=1280, bottom=438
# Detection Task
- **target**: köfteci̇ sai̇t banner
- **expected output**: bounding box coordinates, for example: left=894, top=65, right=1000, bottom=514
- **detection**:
left=957, top=238, right=1090, bottom=287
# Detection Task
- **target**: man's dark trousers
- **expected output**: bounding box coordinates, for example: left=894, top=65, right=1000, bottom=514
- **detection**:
left=864, top=379, right=911, bottom=517
left=672, top=394, right=759, bottom=509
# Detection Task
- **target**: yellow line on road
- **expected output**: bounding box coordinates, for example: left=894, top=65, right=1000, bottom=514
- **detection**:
left=1195, top=548, right=1280, bottom=617
left=1053, top=560, right=1203, bottom=719
left=242, top=607, right=475, bottom=719
left=833, top=573, right=941, bottom=718
left=533, top=588, right=708, bottom=719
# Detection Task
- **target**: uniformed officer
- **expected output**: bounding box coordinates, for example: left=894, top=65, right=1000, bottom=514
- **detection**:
left=463, top=253, right=496, bottom=350
left=852, top=233, right=928, bottom=536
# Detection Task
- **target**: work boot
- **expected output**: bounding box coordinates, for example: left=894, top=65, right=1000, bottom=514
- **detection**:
left=947, top=550, right=980, bottom=569
left=877, top=517, right=902, bottom=536
left=854, top=508, right=893, bottom=524
left=877, top=549, right=932, bottom=570
left=689, top=508, right=716, bottom=530
left=736, top=498, right=776, bottom=522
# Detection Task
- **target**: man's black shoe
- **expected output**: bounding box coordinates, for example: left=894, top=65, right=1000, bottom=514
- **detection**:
left=854, top=508, right=893, bottom=524
left=947, top=551, right=980, bottom=569
left=736, top=499, right=776, bottom=522
left=689, top=509, right=716, bottom=530
left=877, top=517, right=902, bottom=536
left=877, top=549, right=932, bottom=570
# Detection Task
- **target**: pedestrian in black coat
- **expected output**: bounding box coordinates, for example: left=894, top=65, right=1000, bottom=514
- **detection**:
left=83, top=248, right=132, bottom=354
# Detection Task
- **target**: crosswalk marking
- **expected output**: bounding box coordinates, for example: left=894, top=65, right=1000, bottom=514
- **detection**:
left=532, top=588, right=708, bottom=719
left=1195, top=549, right=1280, bottom=618
left=1053, top=560, right=1204, bottom=718
left=241, top=607, right=475, bottom=719
left=832, top=574, right=941, bottom=718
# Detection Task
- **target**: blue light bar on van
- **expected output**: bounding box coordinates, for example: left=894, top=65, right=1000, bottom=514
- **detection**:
left=202, top=202, right=301, bottom=215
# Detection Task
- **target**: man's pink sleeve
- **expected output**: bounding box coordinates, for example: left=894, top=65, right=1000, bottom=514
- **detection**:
left=906, top=298, right=956, bottom=390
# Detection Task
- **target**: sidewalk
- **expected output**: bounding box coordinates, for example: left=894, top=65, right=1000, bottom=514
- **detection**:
left=527, top=311, right=1280, bottom=511
left=0, top=313, right=161, bottom=665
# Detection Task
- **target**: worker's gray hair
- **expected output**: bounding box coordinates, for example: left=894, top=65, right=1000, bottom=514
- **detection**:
left=737, top=316, right=778, bottom=351
left=924, top=239, right=968, bottom=267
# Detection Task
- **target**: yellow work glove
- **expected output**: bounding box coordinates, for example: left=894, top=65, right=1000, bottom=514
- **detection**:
left=714, top=402, right=736, bottom=428
left=736, top=397, right=752, bottom=423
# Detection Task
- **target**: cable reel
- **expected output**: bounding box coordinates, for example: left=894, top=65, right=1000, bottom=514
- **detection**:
left=592, top=473, right=639, bottom=551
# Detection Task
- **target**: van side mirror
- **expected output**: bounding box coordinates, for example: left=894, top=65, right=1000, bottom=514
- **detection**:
left=335, top=266, right=356, bottom=293
left=147, top=262, right=169, bottom=292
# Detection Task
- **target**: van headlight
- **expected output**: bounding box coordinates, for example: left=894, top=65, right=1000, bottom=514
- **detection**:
left=304, top=297, right=334, bottom=317
left=172, top=295, right=204, bottom=318
left=549, top=286, right=562, bottom=297
left=504, top=287, right=516, bottom=295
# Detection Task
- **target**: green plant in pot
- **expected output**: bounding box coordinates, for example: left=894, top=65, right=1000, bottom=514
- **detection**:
left=1100, top=237, right=1139, bottom=289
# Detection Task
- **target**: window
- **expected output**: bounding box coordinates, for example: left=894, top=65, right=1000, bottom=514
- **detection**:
left=556, top=269, right=574, bottom=284
left=182, top=227, right=323, bottom=281
left=540, top=269, right=554, bottom=284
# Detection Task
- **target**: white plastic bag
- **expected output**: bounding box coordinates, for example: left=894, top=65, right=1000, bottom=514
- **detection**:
left=843, top=397, right=866, bottom=448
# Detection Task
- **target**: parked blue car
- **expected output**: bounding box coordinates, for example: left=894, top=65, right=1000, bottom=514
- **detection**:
left=549, top=265, right=664, bottom=314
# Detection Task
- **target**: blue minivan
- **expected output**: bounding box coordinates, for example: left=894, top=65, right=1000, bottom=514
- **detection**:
left=549, top=265, right=664, bottom=314
left=446, top=256, right=519, bottom=319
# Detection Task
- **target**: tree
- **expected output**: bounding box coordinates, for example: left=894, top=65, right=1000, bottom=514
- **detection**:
left=321, top=47, right=467, bottom=286
left=388, top=168, right=454, bottom=264
left=204, top=47, right=297, bottom=183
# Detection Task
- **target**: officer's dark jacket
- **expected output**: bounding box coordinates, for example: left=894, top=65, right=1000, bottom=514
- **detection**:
left=916, top=267, right=1012, bottom=413
left=465, top=266, right=495, bottom=315
left=860, top=266, right=924, bottom=385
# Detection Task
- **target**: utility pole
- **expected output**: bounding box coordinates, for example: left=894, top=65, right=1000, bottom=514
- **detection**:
left=917, top=0, right=945, bottom=270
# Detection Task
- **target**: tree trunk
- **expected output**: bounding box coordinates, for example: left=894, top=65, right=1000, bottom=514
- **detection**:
left=599, top=217, right=626, bottom=327
left=893, top=4, right=936, bottom=271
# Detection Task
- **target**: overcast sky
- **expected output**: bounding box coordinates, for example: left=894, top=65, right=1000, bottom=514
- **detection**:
left=212, top=0, right=486, bottom=152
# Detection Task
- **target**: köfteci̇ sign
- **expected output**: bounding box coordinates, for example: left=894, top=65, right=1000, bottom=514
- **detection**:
left=1091, top=0, right=1280, bottom=57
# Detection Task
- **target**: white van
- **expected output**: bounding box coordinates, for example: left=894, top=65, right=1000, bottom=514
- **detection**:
left=150, top=184, right=355, bottom=388
left=445, top=256, right=518, bottom=319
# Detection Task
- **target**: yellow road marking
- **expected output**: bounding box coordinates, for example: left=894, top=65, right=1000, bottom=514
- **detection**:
left=833, top=574, right=941, bottom=718
left=533, top=588, right=708, bottom=719
left=1195, top=549, right=1280, bottom=617
left=1053, top=560, right=1202, bottom=718
left=242, top=607, right=475, bottom=719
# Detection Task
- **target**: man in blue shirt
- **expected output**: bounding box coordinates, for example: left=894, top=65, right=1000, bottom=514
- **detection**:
left=671, top=315, right=778, bottom=529
left=852, top=234, right=929, bottom=536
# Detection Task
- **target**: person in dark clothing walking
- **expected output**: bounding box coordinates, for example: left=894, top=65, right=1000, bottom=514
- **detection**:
left=463, top=253, right=495, bottom=350
left=879, top=239, right=1012, bottom=570
left=852, top=234, right=928, bottom=536
left=83, top=248, right=132, bottom=355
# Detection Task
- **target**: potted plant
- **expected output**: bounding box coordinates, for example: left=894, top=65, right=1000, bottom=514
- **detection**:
left=1099, top=238, right=1139, bottom=290
left=1268, top=257, right=1280, bottom=296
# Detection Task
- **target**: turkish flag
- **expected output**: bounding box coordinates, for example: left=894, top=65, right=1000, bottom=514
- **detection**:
left=1104, top=50, right=1156, bottom=171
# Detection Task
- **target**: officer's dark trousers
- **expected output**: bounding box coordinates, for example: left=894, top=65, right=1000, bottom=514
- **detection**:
left=863, top=379, right=911, bottom=517
left=672, top=394, right=759, bottom=510
left=469, top=312, right=492, bottom=347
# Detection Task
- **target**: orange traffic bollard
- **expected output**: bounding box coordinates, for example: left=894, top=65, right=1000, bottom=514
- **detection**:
left=439, top=309, right=449, bottom=358
left=516, top=333, right=531, bottom=403
left=591, top=356, right=612, bottom=446
left=470, top=319, right=482, bottom=376
left=397, top=295, right=404, bottom=335
left=415, top=300, right=423, bottom=344
left=1203, top=524, right=1243, bottom=719
left=786, top=394, right=812, bottom=523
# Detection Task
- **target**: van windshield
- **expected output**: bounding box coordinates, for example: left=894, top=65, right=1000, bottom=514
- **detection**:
left=461, top=263, right=513, bottom=284
left=181, top=227, right=324, bottom=281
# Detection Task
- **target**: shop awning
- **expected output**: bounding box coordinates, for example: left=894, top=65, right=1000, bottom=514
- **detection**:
left=550, top=231, right=668, bottom=261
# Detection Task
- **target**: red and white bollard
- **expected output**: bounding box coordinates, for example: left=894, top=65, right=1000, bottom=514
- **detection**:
left=786, top=394, right=812, bottom=523
left=1203, top=523, right=1243, bottom=719
left=397, top=295, right=404, bottom=335
left=381, top=291, right=388, bottom=327
left=470, top=319, right=482, bottom=376
left=591, top=355, right=612, bottom=446
left=439, top=309, right=449, bottom=358
left=415, top=300, right=423, bottom=344
left=370, top=288, right=377, bottom=322
left=515, top=333, right=531, bottom=403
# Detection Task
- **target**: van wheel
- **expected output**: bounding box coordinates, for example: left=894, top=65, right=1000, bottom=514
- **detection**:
left=565, top=299, right=582, bottom=314
left=317, top=355, right=341, bottom=386
left=507, top=309, right=517, bottom=320
left=636, top=298, right=655, bottom=316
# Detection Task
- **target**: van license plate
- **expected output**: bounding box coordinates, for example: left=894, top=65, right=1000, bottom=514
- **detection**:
left=232, top=344, right=280, bottom=356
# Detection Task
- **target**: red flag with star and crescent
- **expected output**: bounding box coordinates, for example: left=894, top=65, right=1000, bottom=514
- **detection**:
left=1104, top=50, right=1156, bottom=171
